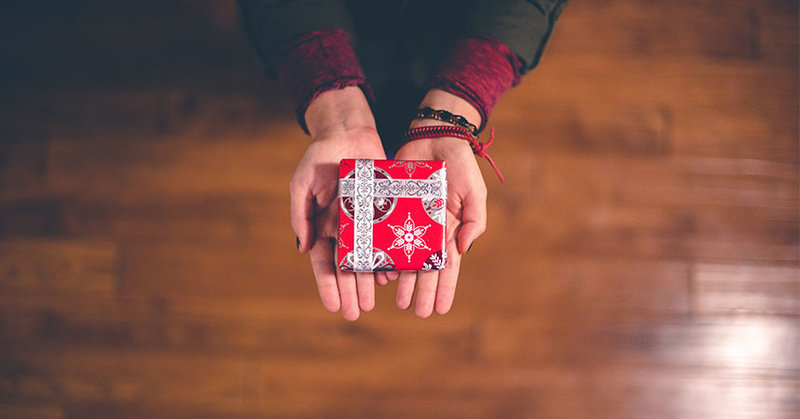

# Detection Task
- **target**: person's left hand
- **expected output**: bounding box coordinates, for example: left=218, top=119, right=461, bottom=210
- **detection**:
left=377, top=133, right=488, bottom=317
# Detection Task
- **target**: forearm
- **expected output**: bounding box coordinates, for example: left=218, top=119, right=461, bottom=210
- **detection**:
left=275, top=29, right=372, bottom=133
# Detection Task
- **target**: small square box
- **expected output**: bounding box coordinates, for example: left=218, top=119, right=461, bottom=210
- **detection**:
left=337, top=159, right=447, bottom=272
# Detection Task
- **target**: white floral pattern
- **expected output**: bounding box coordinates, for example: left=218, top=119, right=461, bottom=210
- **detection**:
left=389, top=160, right=432, bottom=176
left=387, top=212, right=431, bottom=263
left=421, top=250, right=447, bottom=271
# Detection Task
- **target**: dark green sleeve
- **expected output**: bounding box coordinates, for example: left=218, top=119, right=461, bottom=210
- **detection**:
left=466, top=0, right=567, bottom=74
left=236, top=0, right=355, bottom=69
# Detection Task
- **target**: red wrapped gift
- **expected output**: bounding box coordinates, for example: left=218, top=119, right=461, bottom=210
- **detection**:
left=337, top=159, right=447, bottom=272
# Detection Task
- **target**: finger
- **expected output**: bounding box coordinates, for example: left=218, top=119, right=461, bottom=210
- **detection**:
left=435, top=241, right=462, bottom=315
left=375, top=272, right=390, bottom=286
left=386, top=271, right=400, bottom=281
left=456, top=188, right=488, bottom=254
left=308, top=238, right=341, bottom=313
left=396, top=271, right=417, bottom=310
left=356, top=272, right=375, bottom=312
left=414, top=270, right=439, bottom=318
left=290, top=182, right=314, bottom=253
left=335, top=265, right=360, bottom=321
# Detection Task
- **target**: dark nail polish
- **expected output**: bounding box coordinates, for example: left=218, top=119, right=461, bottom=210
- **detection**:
left=296, top=237, right=300, bottom=250
left=467, top=243, right=473, bottom=253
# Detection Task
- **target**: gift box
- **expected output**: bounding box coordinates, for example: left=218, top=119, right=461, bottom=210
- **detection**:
left=337, top=159, right=447, bottom=272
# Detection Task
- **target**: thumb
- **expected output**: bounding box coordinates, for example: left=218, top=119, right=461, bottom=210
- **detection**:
left=290, top=181, right=315, bottom=253
left=456, top=189, right=487, bottom=254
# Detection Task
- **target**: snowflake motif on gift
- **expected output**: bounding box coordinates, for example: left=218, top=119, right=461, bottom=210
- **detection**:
left=387, top=212, right=431, bottom=263
left=389, top=160, right=431, bottom=176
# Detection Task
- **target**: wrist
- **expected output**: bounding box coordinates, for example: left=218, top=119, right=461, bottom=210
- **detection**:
left=412, top=89, right=482, bottom=130
left=304, top=86, right=377, bottom=138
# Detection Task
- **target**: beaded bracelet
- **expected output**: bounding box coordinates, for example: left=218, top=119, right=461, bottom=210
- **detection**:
left=412, top=107, right=480, bottom=136
left=402, top=125, right=504, bottom=183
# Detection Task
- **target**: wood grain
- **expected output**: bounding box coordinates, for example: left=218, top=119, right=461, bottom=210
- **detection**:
left=0, top=0, right=797, bottom=417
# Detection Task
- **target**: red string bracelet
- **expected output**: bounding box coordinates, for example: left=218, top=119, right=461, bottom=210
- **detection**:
left=402, top=125, right=505, bottom=183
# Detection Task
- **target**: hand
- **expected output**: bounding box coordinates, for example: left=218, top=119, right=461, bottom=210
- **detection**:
left=377, top=90, right=488, bottom=317
left=291, top=87, right=386, bottom=321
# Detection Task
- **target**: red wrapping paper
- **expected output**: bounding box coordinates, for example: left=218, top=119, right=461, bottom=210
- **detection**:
left=337, top=159, right=447, bottom=272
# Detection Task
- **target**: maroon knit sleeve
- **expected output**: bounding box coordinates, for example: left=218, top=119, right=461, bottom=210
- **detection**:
left=428, top=36, right=523, bottom=132
left=271, top=28, right=373, bottom=133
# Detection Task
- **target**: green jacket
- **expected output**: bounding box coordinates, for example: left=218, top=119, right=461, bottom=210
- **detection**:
left=238, top=0, right=567, bottom=77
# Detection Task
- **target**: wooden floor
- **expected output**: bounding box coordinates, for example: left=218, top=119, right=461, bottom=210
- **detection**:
left=0, top=1, right=798, bottom=418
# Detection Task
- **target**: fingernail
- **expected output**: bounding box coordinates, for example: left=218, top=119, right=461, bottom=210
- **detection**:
left=467, top=243, right=473, bottom=253
left=296, top=237, right=300, bottom=251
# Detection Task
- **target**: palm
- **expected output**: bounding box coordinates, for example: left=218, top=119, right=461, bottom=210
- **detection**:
left=391, top=137, right=487, bottom=317
left=290, top=128, right=386, bottom=321
left=293, top=129, right=385, bottom=242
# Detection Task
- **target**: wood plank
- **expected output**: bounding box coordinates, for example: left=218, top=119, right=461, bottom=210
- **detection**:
left=499, top=57, right=798, bottom=161
left=0, top=89, right=293, bottom=144
left=489, top=103, right=673, bottom=155
left=0, top=193, right=294, bottom=241
left=0, top=239, right=117, bottom=295
left=551, top=0, right=764, bottom=59
left=2, top=292, right=795, bottom=375
left=0, top=405, right=63, bottom=419
left=0, top=198, right=65, bottom=237
left=460, top=254, right=690, bottom=315
left=485, top=153, right=798, bottom=261
left=2, top=325, right=796, bottom=418
left=58, top=195, right=287, bottom=241
left=45, top=135, right=303, bottom=202
left=118, top=238, right=307, bottom=298
left=0, top=141, right=49, bottom=201
left=0, top=1, right=259, bottom=91
left=0, top=294, right=479, bottom=360
left=691, top=262, right=800, bottom=315
left=513, top=56, right=798, bottom=112
left=478, top=313, right=799, bottom=371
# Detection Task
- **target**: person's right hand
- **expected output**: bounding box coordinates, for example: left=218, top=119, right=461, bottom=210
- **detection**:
left=291, top=86, right=386, bottom=321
